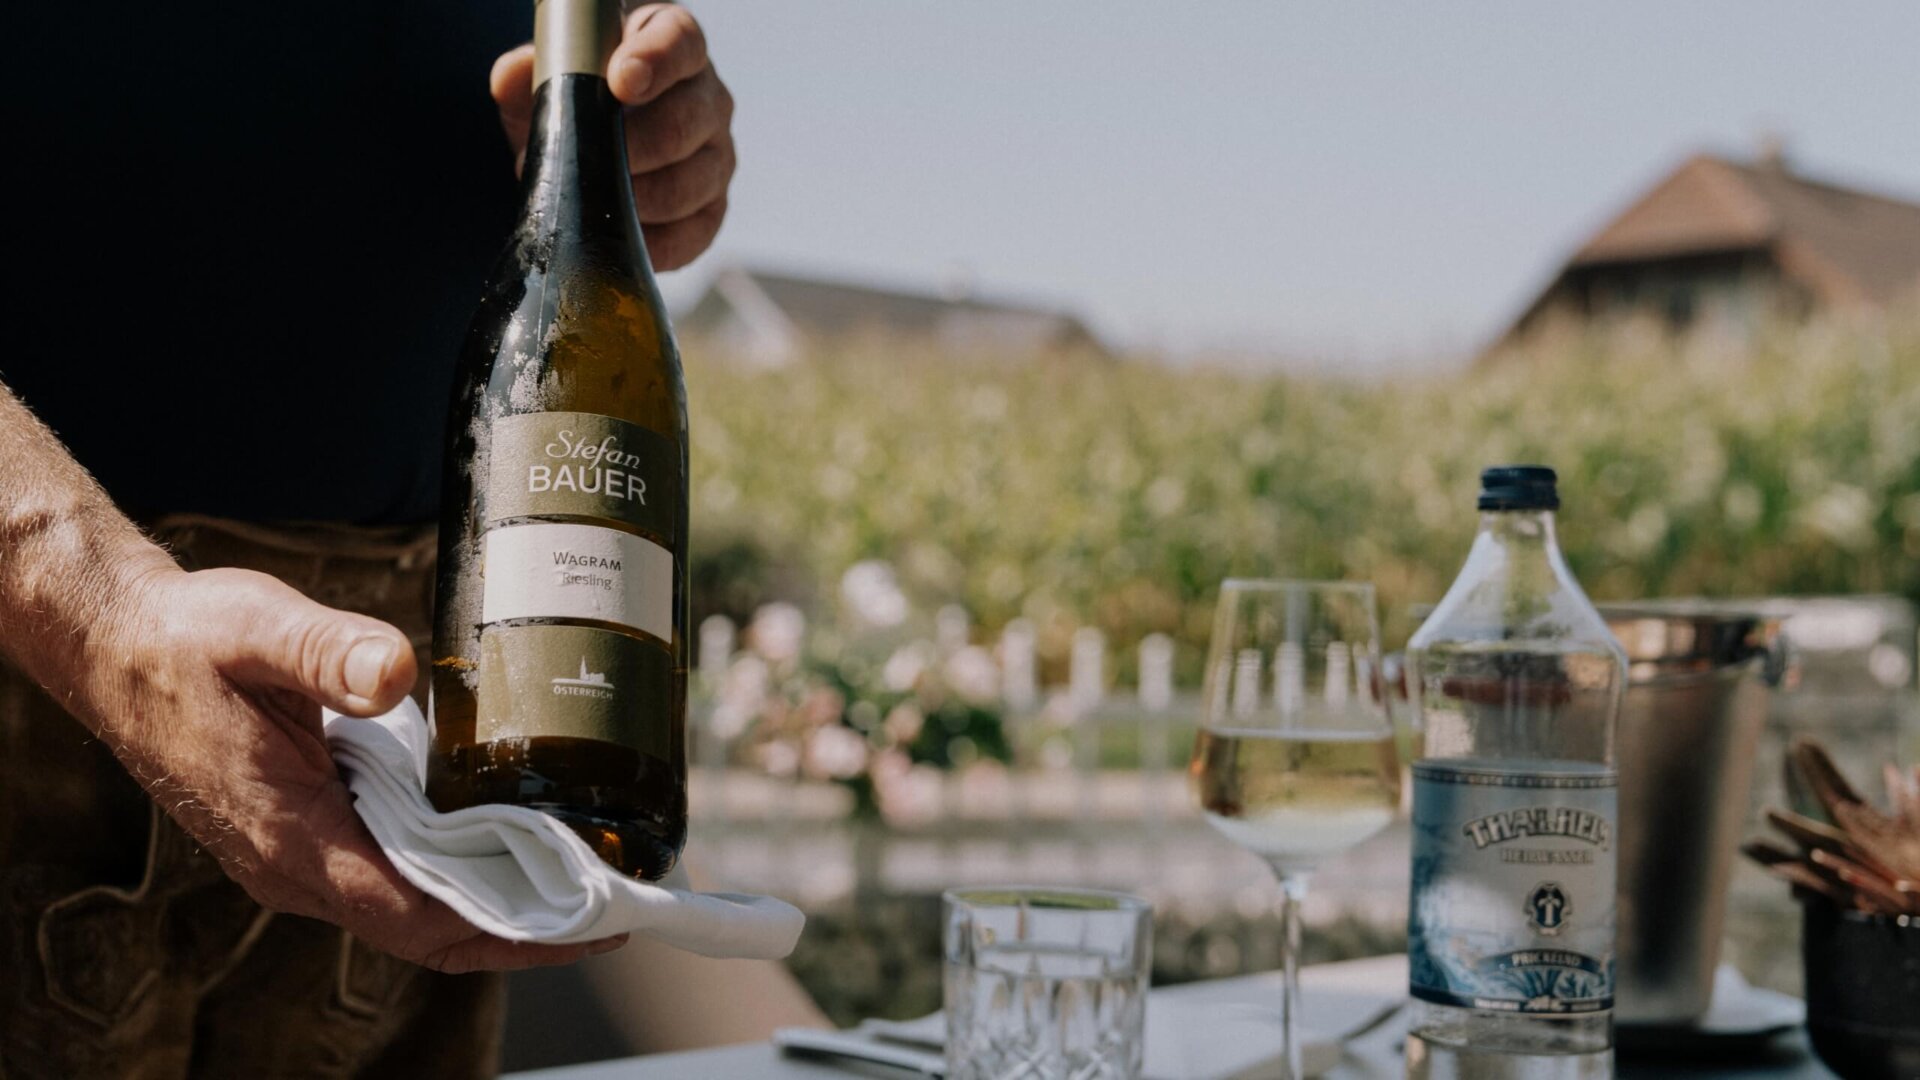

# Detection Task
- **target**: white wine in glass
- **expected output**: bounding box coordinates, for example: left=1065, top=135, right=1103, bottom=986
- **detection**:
left=1188, top=580, right=1399, bottom=1080
left=1192, top=727, right=1399, bottom=873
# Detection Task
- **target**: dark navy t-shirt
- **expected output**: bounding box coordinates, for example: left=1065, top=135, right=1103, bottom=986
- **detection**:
left=5, top=2, right=532, bottom=524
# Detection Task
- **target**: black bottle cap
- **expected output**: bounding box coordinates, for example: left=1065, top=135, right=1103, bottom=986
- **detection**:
left=1479, top=465, right=1560, bottom=511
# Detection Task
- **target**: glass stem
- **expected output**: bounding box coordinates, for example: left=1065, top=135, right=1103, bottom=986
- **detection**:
left=1271, top=866, right=1310, bottom=1080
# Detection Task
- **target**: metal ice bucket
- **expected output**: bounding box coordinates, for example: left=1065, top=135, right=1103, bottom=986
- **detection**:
left=1602, top=603, right=1789, bottom=1027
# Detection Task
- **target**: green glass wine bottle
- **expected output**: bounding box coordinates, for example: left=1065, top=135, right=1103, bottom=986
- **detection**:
left=428, top=0, right=687, bottom=880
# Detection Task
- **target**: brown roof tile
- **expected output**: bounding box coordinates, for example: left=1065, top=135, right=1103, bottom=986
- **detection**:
left=1570, top=153, right=1920, bottom=306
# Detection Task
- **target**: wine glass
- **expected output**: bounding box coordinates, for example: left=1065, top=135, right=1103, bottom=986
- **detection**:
left=1188, top=579, right=1400, bottom=1080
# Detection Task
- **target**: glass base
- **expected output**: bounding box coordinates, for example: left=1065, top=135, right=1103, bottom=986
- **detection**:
left=1407, top=1031, right=1613, bottom=1080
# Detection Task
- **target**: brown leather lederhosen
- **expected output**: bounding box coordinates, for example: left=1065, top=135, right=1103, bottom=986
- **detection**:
left=0, top=516, right=502, bottom=1079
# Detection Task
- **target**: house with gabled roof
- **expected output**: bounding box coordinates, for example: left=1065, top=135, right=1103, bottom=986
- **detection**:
left=678, top=265, right=1108, bottom=367
left=1499, top=148, right=1920, bottom=346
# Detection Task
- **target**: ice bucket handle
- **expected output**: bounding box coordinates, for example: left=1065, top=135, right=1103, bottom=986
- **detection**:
left=1759, top=627, right=1797, bottom=691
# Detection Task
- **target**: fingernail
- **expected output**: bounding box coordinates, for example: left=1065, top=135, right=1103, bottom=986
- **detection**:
left=619, top=55, right=652, bottom=98
left=588, top=934, right=630, bottom=956
left=345, top=638, right=398, bottom=700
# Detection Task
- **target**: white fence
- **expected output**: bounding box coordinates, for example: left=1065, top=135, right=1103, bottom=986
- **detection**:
left=690, top=611, right=1197, bottom=824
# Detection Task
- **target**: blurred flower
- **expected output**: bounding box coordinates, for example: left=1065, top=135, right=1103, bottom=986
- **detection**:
left=848, top=699, right=882, bottom=732
left=944, top=646, right=1000, bottom=705
left=884, top=703, right=925, bottom=744
left=749, top=602, right=807, bottom=664
left=882, top=642, right=933, bottom=693
left=709, top=653, right=770, bottom=739
left=801, top=686, right=847, bottom=728
left=841, top=560, right=909, bottom=628
left=983, top=562, right=1024, bottom=603
left=1867, top=644, right=1912, bottom=689
left=1722, top=482, right=1763, bottom=529
left=1145, top=475, right=1187, bottom=517
left=698, top=475, right=739, bottom=514
left=868, top=747, right=911, bottom=788
left=698, top=614, right=736, bottom=683
left=805, top=724, right=870, bottom=780
left=1620, top=505, right=1669, bottom=556
left=946, top=735, right=979, bottom=769
left=877, top=763, right=945, bottom=827
left=935, top=605, right=971, bottom=652
left=1797, top=485, right=1877, bottom=551
left=759, top=739, right=801, bottom=778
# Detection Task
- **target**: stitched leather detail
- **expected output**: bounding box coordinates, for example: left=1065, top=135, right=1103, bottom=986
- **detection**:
left=333, top=932, right=421, bottom=1020
left=35, top=885, right=163, bottom=1028
left=32, top=809, right=170, bottom=1027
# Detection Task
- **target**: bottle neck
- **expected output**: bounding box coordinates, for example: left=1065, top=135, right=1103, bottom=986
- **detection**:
left=519, top=76, right=635, bottom=237
left=518, top=0, right=643, bottom=263
left=1459, top=507, right=1566, bottom=580
left=1473, top=508, right=1562, bottom=563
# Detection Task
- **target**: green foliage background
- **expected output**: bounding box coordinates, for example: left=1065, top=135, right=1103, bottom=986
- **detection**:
left=684, top=316, right=1920, bottom=679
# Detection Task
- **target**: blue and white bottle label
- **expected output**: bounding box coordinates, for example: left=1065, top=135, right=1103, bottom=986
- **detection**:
left=1408, top=761, right=1617, bottom=1014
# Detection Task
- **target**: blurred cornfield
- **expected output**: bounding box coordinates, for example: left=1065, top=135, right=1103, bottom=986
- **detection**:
left=684, top=314, right=1920, bottom=678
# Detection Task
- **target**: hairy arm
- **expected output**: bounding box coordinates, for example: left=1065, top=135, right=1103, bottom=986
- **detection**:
left=0, top=380, right=615, bottom=971
left=0, top=384, right=175, bottom=707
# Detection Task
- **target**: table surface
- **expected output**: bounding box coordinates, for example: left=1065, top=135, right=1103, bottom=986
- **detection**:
left=503, top=956, right=1834, bottom=1080
left=508, top=1036, right=1833, bottom=1080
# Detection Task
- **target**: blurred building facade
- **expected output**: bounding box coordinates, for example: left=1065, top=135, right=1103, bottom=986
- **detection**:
left=1501, top=148, right=1920, bottom=344
left=679, top=265, right=1108, bottom=366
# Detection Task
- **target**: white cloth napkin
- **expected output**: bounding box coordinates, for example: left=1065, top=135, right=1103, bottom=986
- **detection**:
left=323, top=698, right=804, bottom=958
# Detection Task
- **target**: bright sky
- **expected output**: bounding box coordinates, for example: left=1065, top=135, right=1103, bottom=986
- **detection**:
left=660, top=1, right=1920, bottom=369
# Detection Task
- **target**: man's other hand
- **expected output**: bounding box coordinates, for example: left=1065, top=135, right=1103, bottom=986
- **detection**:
left=492, top=5, right=735, bottom=272
left=82, top=566, right=627, bottom=973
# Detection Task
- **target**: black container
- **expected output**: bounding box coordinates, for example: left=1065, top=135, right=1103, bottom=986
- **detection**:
left=1802, top=898, right=1920, bottom=1080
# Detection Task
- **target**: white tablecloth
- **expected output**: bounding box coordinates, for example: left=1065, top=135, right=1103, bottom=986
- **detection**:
left=503, top=955, right=1832, bottom=1080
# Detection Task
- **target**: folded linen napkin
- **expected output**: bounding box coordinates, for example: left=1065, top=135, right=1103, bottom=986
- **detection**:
left=323, top=698, right=803, bottom=958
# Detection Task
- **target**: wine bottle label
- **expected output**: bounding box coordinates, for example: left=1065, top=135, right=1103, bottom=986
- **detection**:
left=486, top=411, right=678, bottom=541
left=476, top=624, right=671, bottom=758
left=1407, top=761, right=1617, bottom=1014
left=482, top=522, right=673, bottom=642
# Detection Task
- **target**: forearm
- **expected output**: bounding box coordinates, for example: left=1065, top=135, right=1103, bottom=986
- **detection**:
left=0, top=381, right=177, bottom=714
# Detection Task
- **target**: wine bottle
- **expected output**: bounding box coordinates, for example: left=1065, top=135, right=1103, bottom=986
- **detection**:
left=428, top=0, right=687, bottom=880
left=1403, top=466, right=1624, bottom=1077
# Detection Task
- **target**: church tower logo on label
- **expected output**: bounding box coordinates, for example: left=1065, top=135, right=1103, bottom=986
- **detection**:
left=551, top=657, right=616, bottom=700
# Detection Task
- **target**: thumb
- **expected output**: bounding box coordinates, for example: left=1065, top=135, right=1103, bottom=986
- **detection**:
left=206, top=569, right=418, bottom=717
